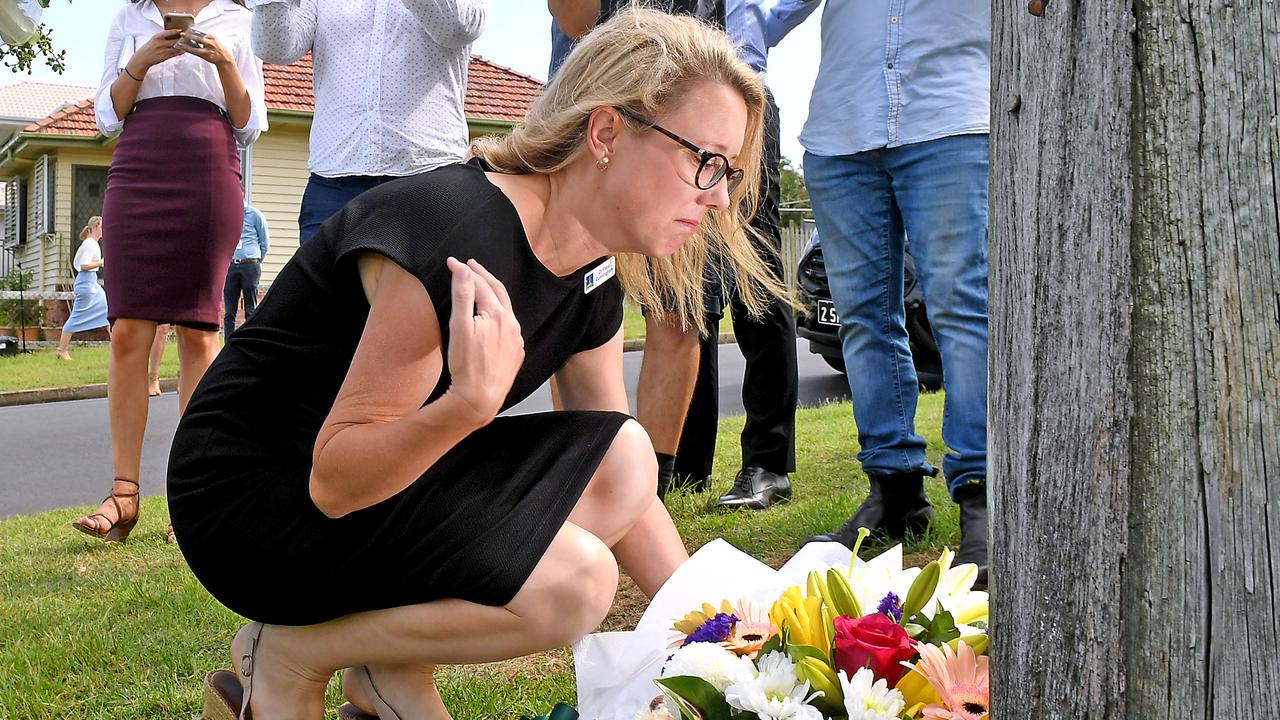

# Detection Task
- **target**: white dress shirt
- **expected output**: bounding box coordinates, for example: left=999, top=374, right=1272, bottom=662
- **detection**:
left=246, top=0, right=488, bottom=178
left=95, top=0, right=269, bottom=147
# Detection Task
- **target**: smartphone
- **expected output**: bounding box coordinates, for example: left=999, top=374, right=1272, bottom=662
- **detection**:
left=163, top=12, right=195, bottom=33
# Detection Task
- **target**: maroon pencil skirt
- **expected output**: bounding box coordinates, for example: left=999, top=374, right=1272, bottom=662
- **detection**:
left=102, top=96, right=244, bottom=331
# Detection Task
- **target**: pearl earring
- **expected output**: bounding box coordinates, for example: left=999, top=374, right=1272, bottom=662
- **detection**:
left=596, top=156, right=611, bottom=171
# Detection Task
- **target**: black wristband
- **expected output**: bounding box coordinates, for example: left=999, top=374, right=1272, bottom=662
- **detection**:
left=123, top=66, right=144, bottom=83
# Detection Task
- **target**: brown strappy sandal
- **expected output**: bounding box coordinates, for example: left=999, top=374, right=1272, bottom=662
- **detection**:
left=70, top=478, right=140, bottom=542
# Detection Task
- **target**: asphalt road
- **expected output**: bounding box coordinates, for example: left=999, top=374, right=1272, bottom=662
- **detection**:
left=0, top=341, right=851, bottom=519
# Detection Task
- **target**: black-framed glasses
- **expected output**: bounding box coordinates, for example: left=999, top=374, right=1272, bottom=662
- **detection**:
left=619, top=108, right=745, bottom=194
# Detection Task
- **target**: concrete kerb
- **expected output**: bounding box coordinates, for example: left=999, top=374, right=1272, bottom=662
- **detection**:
left=0, top=332, right=738, bottom=407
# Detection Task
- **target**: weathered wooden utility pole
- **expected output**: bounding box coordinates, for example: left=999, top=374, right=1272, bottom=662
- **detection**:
left=990, top=1, right=1279, bottom=715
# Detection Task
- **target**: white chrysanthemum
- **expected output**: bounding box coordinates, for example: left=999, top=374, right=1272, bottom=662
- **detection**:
left=724, top=651, right=823, bottom=720
left=662, top=642, right=756, bottom=693
left=840, top=667, right=906, bottom=720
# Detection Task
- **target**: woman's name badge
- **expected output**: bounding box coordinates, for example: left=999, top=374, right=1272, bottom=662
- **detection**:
left=583, top=257, right=616, bottom=295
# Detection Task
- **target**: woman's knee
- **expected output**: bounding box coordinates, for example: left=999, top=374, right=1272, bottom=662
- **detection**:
left=175, top=326, right=219, bottom=357
left=594, top=419, right=658, bottom=501
left=110, top=319, right=156, bottom=356
left=518, top=530, right=618, bottom=647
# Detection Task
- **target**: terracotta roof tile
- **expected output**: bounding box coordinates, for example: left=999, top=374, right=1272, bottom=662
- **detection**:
left=0, top=81, right=97, bottom=121
left=25, top=54, right=541, bottom=137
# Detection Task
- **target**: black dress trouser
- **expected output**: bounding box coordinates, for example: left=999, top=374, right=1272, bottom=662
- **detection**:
left=674, top=91, right=798, bottom=479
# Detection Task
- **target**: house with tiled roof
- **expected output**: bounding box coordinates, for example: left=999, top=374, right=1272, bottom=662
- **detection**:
left=0, top=55, right=543, bottom=296
left=0, top=82, right=98, bottom=141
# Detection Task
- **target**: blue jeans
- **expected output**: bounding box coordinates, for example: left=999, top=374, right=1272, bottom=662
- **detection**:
left=298, top=173, right=401, bottom=245
left=804, top=134, right=989, bottom=495
left=222, top=261, right=260, bottom=341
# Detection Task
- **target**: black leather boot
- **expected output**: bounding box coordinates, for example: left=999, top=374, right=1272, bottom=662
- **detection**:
left=953, top=482, right=989, bottom=589
left=802, top=471, right=935, bottom=548
left=716, top=467, right=792, bottom=510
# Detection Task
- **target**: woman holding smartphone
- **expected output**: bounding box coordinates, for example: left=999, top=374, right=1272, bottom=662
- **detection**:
left=73, top=0, right=266, bottom=542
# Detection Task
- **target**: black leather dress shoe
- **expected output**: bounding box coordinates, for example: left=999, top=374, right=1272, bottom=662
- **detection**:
left=953, top=482, right=989, bottom=589
left=801, top=471, right=935, bottom=548
left=716, top=467, right=792, bottom=510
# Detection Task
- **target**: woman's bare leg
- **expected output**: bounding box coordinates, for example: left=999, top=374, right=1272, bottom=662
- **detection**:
left=563, top=418, right=690, bottom=597
left=74, top=319, right=153, bottom=530
left=174, top=326, right=219, bottom=414
left=147, top=324, right=168, bottom=396
left=242, top=419, right=667, bottom=718
left=234, top=523, right=619, bottom=719
left=56, top=329, right=73, bottom=360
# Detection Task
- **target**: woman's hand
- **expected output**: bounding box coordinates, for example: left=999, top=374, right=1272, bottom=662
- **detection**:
left=443, top=257, right=525, bottom=426
left=123, top=30, right=183, bottom=78
left=178, top=30, right=236, bottom=70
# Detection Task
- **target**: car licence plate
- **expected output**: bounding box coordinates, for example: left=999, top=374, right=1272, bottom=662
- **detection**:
left=817, top=299, right=840, bottom=327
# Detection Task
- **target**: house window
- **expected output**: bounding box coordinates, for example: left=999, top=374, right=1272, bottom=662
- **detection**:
left=3, top=178, right=26, bottom=247
left=30, top=154, right=55, bottom=239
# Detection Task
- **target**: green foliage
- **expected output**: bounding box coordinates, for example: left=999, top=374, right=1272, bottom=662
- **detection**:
left=0, top=268, right=47, bottom=327
left=908, top=610, right=960, bottom=646
left=2, top=1, right=68, bottom=75
left=779, top=156, right=811, bottom=229
left=654, top=676, right=732, bottom=720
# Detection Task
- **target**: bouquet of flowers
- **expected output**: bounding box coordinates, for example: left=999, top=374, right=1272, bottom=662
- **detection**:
left=572, top=533, right=988, bottom=720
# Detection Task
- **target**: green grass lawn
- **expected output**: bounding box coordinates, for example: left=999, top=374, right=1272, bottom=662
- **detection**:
left=0, top=342, right=181, bottom=393
left=622, top=303, right=735, bottom=341
left=0, top=395, right=953, bottom=719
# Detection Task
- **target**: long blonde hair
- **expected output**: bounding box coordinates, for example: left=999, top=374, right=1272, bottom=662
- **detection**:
left=79, top=216, right=102, bottom=241
left=470, top=5, right=785, bottom=327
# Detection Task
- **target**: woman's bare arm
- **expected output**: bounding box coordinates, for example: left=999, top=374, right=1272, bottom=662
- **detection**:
left=309, top=254, right=524, bottom=518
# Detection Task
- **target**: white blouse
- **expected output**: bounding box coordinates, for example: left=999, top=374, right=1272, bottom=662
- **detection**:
left=95, top=0, right=269, bottom=146
left=247, top=0, right=487, bottom=177
left=72, top=238, right=103, bottom=273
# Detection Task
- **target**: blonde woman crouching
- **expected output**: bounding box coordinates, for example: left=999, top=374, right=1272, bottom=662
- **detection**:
left=174, top=8, right=781, bottom=718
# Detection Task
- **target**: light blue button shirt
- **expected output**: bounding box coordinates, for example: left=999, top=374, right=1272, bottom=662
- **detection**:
left=726, top=0, right=769, bottom=72
left=232, top=205, right=270, bottom=261
left=766, top=0, right=990, bottom=157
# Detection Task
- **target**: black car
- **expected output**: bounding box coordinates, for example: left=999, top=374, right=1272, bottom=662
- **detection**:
left=794, top=230, right=944, bottom=391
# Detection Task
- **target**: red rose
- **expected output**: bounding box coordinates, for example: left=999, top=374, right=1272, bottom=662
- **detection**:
left=832, top=613, right=916, bottom=686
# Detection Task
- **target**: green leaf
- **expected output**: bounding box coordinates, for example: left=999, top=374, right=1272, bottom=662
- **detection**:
left=786, top=642, right=829, bottom=666
left=911, top=610, right=961, bottom=646
left=519, top=703, right=579, bottom=720
left=758, top=633, right=783, bottom=658
left=903, top=623, right=927, bottom=639
left=654, top=676, right=733, bottom=720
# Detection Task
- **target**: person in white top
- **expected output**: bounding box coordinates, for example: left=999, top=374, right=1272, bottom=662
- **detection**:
left=55, top=217, right=111, bottom=361
left=246, top=0, right=488, bottom=244
left=96, top=0, right=269, bottom=145
left=74, top=0, right=268, bottom=545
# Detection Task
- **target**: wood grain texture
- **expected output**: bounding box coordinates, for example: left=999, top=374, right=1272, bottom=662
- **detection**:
left=1127, top=1, right=1280, bottom=715
left=990, top=1, right=1134, bottom=715
left=993, top=0, right=1280, bottom=714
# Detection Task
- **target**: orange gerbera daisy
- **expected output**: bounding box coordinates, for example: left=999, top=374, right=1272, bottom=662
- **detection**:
left=910, top=641, right=990, bottom=720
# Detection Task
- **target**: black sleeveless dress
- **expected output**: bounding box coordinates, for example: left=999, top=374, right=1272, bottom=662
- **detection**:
left=168, top=161, right=629, bottom=626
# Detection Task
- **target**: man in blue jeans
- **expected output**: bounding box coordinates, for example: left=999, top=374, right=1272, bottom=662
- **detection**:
left=223, top=203, right=270, bottom=341
left=774, top=0, right=990, bottom=584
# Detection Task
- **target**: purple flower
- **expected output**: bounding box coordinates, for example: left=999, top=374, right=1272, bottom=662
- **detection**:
left=877, top=592, right=903, bottom=623
left=682, top=613, right=739, bottom=646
